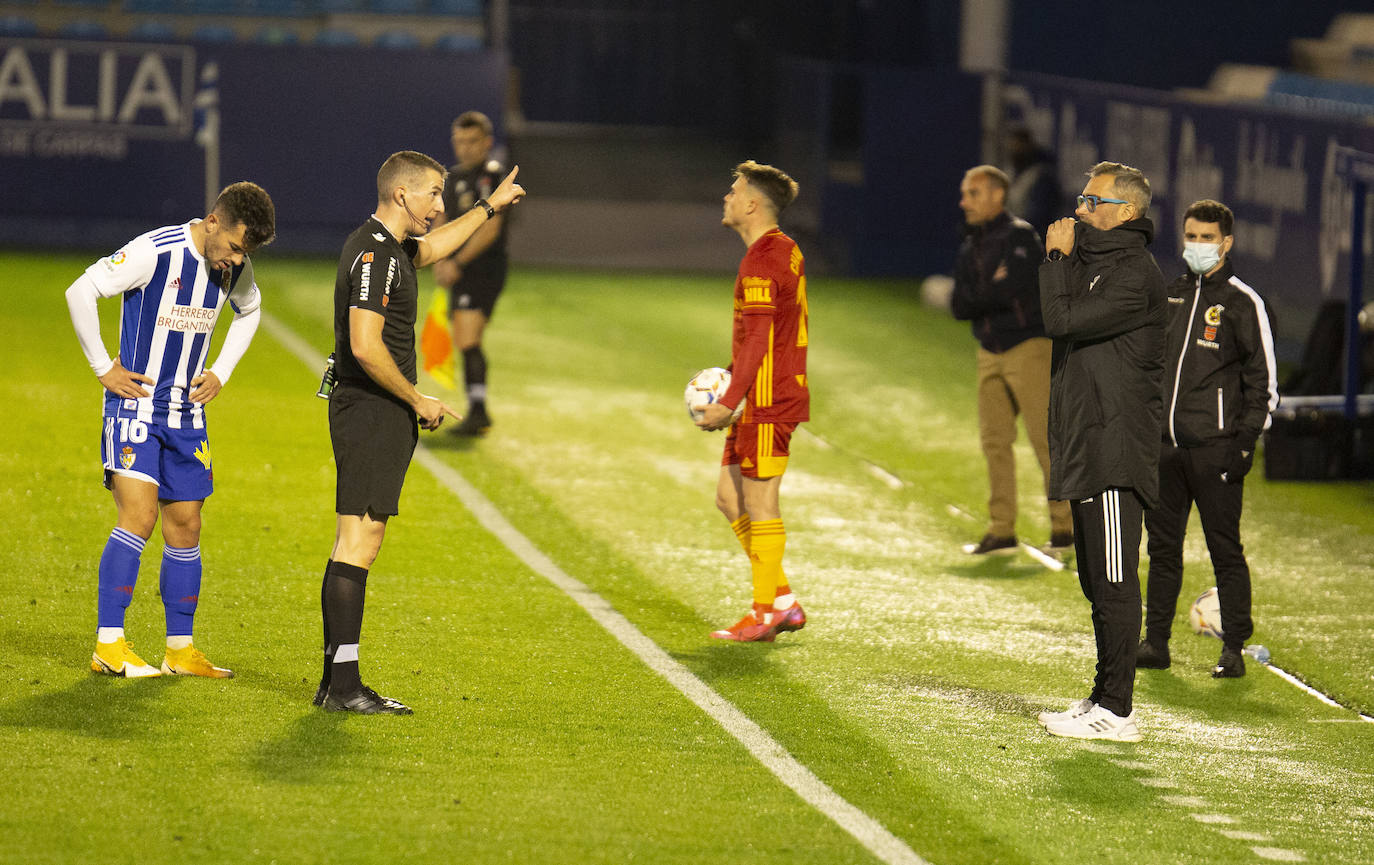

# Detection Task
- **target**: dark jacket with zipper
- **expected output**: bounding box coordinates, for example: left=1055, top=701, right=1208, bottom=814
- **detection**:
left=1161, top=260, right=1278, bottom=450
left=1040, top=218, right=1168, bottom=506
left=951, top=210, right=1046, bottom=353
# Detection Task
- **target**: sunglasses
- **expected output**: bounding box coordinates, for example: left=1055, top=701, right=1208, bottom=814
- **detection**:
left=1077, top=193, right=1128, bottom=212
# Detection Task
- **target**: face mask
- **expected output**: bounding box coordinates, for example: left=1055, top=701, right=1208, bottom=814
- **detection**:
left=1183, top=241, right=1222, bottom=275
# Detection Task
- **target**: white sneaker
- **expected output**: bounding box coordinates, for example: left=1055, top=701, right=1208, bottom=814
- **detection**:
left=1037, top=698, right=1094, bottom=726
left=1045, top=704, right=1141, bottom=742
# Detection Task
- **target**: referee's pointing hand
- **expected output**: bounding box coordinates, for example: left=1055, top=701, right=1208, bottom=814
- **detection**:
left=415, top=394, right=461, bottom=431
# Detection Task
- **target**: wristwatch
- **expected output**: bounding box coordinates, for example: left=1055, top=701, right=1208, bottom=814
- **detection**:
left=473, top=198, right=496, bottom=220
left=1046, top=249, right=1065, bottom=262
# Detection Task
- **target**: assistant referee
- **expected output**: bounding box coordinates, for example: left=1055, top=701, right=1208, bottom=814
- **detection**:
left=315, top=151, right=525, bottom=715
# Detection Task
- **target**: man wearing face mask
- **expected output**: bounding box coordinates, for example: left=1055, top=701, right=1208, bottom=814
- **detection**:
left=1036, top=162, right=1167, bottom=742
left=1137, top=199, right=1278, bottom=679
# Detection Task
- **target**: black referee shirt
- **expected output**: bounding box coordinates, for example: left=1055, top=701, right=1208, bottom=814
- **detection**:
left=332, top=216, right=421, bottom=398
left=443, top=158, right=508, bottom=261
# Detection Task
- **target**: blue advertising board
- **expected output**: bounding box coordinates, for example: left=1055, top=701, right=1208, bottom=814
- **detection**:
left=0, top=37, right=506, bottom=253
left=1003, top=72, right=1374, bottom=359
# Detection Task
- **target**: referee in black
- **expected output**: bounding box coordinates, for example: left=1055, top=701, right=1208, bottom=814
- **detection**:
left=433, top=111, right=511, bottom=436
left=316, top=151, right=524, bottom=714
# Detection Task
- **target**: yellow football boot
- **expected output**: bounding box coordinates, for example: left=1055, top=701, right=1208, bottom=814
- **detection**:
left=91, top=638, right=161, bottom=678
left=160, top=645, right=234, bottom=678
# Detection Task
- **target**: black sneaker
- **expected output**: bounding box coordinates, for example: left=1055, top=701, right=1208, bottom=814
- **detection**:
left=1135, top=639, right=1171, bottom=669
left=1048, top=531, right=1074, bottom=550
left=965, top=534, right=1017, bottom=555
left=322, top=685, right=414, bottom=715
left=312, top=679, right=328, bottom=707
left=1212, top=646, right=1246, bottom=678
left=449, top=405, right=491, bottom=437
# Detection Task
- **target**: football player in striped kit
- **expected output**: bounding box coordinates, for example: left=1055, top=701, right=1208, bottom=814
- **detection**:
left=65, top=182, right=276, bottom=679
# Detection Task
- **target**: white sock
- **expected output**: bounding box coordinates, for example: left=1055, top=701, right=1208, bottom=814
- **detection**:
left=166, top=635, right=193, bottom=651
left=97, top=627, right=124, bottom=643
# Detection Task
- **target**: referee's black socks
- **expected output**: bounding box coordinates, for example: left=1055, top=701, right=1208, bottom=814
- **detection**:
left=323, top=560, right=369, bottom=695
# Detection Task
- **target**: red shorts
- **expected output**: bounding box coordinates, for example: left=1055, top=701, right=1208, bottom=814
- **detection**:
left=722, top=421, right=797, bottom=479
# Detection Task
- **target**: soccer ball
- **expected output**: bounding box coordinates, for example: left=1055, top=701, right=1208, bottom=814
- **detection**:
left=1189, top=587, right=1224, bottom=638
left=684, top=367, right=743, bottom=423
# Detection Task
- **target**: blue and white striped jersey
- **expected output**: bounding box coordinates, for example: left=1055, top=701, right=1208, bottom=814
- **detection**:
left=84, top=221, right=261, bottom=430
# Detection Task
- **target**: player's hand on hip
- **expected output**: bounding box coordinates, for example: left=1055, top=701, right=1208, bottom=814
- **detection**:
left=416, top=394, right=460, bottom=431
left=189, top=370, right=223, bottom=404
left=98, top=358, right=154, bottom=399
left=489, top=166, right=525, bottom=211
left=1046, top=218, right=1076, bottom=256
left=696, top=401, right=734, bottom=431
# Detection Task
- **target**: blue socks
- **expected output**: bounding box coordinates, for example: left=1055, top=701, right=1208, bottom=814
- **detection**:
left=160, top=544, right=202, bottom=637
left=97, top=528, right=146, bottom=629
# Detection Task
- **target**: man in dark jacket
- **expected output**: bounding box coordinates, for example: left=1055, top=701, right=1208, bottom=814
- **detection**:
left=951, top=165, right=1072, bottom=555
left=1137, top=199, right=1278, bottom=678
left=1036, top=161, right=1167, bottom=742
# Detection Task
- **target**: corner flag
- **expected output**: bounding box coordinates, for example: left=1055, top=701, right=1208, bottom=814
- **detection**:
left=421, top=286, right=455, bottom=389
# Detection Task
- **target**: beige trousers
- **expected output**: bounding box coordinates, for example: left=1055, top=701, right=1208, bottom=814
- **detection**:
left=976, top=338, right=1071, bottom=538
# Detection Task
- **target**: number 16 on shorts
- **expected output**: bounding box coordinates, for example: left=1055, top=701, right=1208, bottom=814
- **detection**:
left=102, top=415, right=215, bottom=500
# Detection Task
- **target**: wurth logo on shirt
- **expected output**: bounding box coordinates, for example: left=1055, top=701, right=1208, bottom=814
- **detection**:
left=360, top=261, right=371, bottom=301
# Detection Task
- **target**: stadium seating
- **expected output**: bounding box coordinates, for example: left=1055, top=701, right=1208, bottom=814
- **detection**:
left=435, top=31, right=482, bottom=52
left=123, top=0, right=182, bottom=13
left=313, top=27, right=361, bottom=46
left=253, top=24, right=299, bottom=44
left=373, top=29, right=420, bottom=49
left=191, top=23, right=237, bottom=42
left=128, top=19, right=177, bottom=41
left=0, top=15, right=38, bottom=35
left=370, top=0, right=424, bottom=14
left=59, top=18, right=108, bottom=38
left=431, top=0, right=482, bottom=15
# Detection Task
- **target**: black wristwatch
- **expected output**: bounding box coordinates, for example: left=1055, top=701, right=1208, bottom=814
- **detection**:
left=1046, top=249, right=1065, bottom=262
left=473, top=198, right=496, bottom=220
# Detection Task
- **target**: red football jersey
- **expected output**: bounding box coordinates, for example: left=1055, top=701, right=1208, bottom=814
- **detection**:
left=720, top=229, right=809, bottom=423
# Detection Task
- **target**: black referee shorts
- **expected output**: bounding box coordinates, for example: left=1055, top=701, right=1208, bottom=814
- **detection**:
left=448, top=256, right=508, bottom=319
left=329, top=384, right=418, bottom=517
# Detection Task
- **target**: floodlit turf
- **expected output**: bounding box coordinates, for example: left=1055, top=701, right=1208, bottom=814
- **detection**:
left=3, top=250, right=1372, bottom=864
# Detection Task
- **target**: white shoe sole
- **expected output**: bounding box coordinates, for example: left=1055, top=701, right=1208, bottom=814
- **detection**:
left=92, top=654, right=161, bottom=678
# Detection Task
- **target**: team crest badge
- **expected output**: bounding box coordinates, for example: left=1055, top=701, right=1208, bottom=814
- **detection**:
left=194, top=440, right=212, bottom=470
left=1205, top=304, right=1224, bottom=326
left=119, top=447, right=136, bottom=469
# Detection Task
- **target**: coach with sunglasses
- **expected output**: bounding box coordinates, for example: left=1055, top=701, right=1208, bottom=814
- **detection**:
left=1034, top=162, right=1167, bottom=742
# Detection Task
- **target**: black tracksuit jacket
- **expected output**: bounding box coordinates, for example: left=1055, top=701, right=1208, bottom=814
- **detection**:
left=1040, top=218, right=1168, bottom=507
left=1161, top=260, right=1279, bottom=451
left=950, top=210, right=1046, bottom=353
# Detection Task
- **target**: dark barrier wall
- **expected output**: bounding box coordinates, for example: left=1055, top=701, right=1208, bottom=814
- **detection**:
left=1005, top=72, right=1374, bottom=359
left=0, top=37, right=506, bottom=253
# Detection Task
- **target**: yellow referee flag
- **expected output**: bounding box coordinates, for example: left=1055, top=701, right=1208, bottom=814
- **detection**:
left=420, top=286, right=455, bottom=389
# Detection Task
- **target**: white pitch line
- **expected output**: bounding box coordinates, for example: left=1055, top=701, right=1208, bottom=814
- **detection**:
left=263, top=313, right=931, bottom=865
left=1264, top=664, right=1374, bottom=722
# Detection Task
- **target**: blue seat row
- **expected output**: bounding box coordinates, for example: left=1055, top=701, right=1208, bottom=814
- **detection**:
left=0, top=15, right=483, bottom=49
left=116, top=0, right=481, bottom=14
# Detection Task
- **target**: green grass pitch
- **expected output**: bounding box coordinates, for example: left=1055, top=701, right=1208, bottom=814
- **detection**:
left=1, top=249, right=1371, bottom=864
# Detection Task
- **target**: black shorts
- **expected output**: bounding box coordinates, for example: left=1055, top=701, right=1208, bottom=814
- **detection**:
left=329, top=385, right=418, bottom=517
left=448, top=256, right=508, bottom=319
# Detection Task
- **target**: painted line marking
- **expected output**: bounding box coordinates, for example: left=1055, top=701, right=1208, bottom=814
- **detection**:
left=1189, top=813, right=1236, bottom=825
left=1219, top=830, right=1271, bottom=842
left=1252, top=848, right=1306, bottom=862
left=1107, top=759, right=1151, bottom=770
left=1159, top=795, right=1208, bottom=808
left=265, top=312, right=932, bottom=865
left=944, top=503, right=1064, bottom=572
left=1263, top=664, right=1374, bottom=722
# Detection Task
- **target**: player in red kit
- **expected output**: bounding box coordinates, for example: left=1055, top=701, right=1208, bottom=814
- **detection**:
left=697, top=161, right=809, bottom=642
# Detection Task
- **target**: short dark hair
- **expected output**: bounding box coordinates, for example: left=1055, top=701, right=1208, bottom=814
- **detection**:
left=376, top=150, right=445, bottom=202
left=452, top=110, right=493, bottom=137
left=734, top=160, right=799, bottom=215
left=1087, top=161, right=1151, bottom=213
left=965, top=164, right=1010, bottom=192
left=1183, top=199, right=1234, bottom=236
left=213, top=182, right=275, bottom=248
